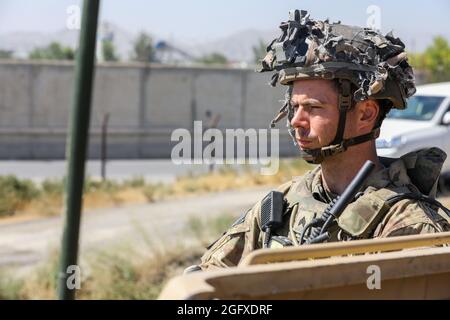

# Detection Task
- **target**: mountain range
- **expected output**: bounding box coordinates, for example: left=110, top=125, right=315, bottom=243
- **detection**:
left=1, top=20, right=445, bottom=63
left=0, top=21, right=279, bottom=63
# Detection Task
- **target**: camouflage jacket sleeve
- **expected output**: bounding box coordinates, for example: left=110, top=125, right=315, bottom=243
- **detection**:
left=199, top=181, right=293, bottom=271
left=373, top=199, right=450, bottom=238
left=198, top=201, right=262, bottom=271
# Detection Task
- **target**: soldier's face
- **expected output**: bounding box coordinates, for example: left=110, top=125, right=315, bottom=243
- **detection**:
left=290, top=79, right=342, bottom=150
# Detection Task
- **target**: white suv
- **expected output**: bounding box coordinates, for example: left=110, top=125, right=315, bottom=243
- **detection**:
left=376, top=82, right=450, bottom=177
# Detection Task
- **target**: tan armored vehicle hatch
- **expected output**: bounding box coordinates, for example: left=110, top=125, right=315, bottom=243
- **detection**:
left=159, top=231, right=450, bottom=299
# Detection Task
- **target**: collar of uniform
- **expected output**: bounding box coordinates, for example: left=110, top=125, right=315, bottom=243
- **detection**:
left=310, top=166, right=338, bottom=202
left=310, top=158, right=403, bottom=200
left=296, top=154, right=415, bottom=202
left=360, top=160, right=391, bottom=191
left=360, top=155, right=419, bottom=191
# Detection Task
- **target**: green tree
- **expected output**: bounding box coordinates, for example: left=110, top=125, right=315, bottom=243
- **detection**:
left=252, top=39, right=267, bottom=64
left=132, top=32, right=155, bottom=62
left=102, top=39, right=119, bottom=62
left=0, top=50, right=13, bottom=59
left=29, top=42, right=75, bottom=60
left=409, top=36, right=450, bottom=83
left=196, top=52, right=228, bottom=65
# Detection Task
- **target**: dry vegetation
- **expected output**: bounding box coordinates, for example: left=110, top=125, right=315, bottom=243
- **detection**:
left=0, top=213, right=237, bottom=299
left=0, top=159, right=313, bottom=220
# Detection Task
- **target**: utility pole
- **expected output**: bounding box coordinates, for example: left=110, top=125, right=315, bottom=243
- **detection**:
left=57, top=0, right=100, bottom=300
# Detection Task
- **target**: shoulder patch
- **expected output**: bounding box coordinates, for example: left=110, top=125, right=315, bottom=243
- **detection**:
left=337, top=188, right=398, bottom=238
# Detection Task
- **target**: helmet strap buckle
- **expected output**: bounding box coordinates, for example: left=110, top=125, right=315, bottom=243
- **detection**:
left=321, top=143, right=346, bottom=158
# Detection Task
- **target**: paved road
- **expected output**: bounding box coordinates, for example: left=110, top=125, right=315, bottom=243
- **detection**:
left=0, top=187, right=268, bottom=272
left=0, top=159, right=269, bottom=183
left=0, top=160, right=211, bottom=183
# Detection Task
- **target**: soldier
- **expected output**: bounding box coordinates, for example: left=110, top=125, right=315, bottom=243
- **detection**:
left=186, top=10, right=450, bottom=272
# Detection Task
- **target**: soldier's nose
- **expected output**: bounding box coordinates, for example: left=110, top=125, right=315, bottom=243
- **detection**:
left=290, top=106, right=309, bottom=130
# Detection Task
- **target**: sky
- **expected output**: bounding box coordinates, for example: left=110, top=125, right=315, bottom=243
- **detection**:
left=1, top=0, right=449, bottom=51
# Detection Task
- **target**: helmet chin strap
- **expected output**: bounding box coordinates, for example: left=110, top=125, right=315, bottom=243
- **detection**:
left=288, top=79, right=381, bottom=164
left=297, top=128, right=381, bottom=164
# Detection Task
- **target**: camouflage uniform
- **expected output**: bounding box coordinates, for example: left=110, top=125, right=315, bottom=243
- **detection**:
left=185, top=11, right=450, bottom=272
left=199, top=149, right=450, bottom=271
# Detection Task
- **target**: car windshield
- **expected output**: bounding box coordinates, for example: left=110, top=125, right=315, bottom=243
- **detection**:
left=387, top=95, right=445, bottom=121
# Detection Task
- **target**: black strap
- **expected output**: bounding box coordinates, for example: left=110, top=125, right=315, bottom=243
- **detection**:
left=342, top=128, right=380, bottom=149
left=331, top=79, right=352, bottom=145
left=386, top=192, right=450, bottom=218
left=300, top=127, right=381, bottom=164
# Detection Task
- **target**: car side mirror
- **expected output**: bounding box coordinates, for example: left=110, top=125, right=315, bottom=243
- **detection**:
left=442, top=111, right=450, bottom=125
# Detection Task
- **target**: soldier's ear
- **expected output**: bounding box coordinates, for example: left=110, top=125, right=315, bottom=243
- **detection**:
left=356, top=99, right=379, bottom=131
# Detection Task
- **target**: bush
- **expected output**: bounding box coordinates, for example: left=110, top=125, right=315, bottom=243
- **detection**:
left=0, top=158, right=313, bottom=219
left=122, top=177, right=146, bottom=188
left=0, top=176, right=40, bottom=217
left=84, top=177, right=120, bottom=193
left=41, top=179, right=65, bottom=195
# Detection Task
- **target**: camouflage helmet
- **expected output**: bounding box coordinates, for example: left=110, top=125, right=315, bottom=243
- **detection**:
left=257, top=10, right=416, bottom=164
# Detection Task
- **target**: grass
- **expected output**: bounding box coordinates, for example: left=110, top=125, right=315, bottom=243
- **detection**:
left=185, top=213, right=237, bottom=247
left=0, top=273, right=24, bottom=300
left=0, top=159, right=313, bottom=220
left=0, top=175, right=41, bottom=217
left=0, top=212, right=237, bottom=300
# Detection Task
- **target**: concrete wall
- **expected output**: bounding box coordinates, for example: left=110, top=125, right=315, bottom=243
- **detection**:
left=0, top=60, right=298, bottom=159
